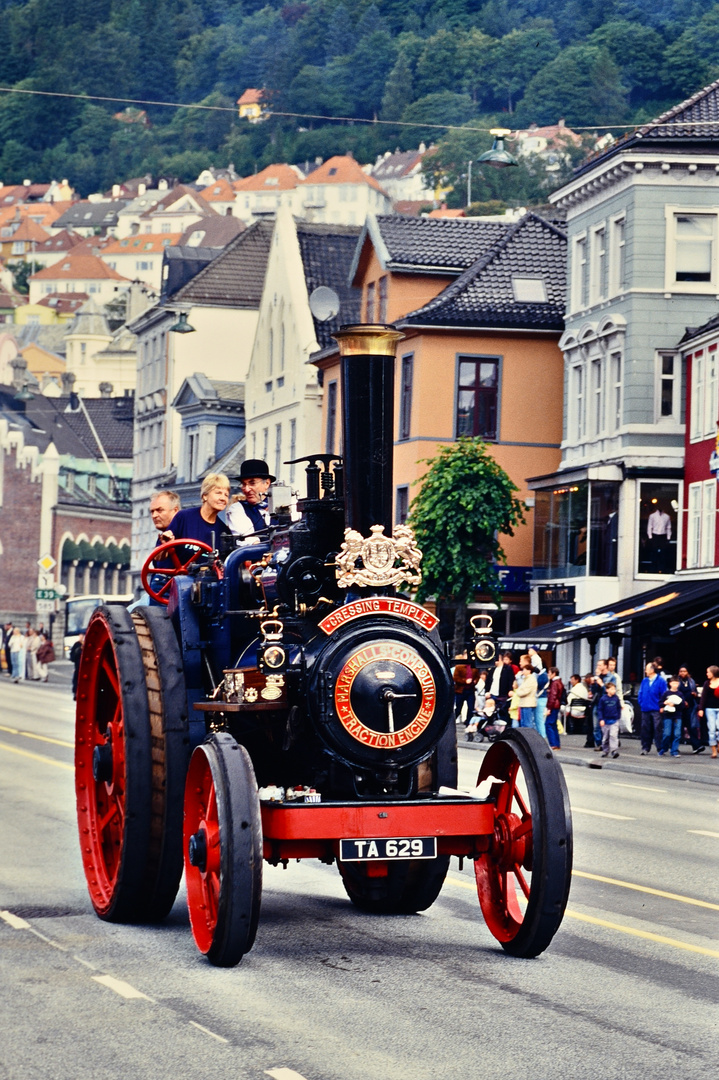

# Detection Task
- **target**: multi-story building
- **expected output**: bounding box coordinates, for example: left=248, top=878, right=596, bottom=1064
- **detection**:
left=295, top=156, right=392, bottom=226
left=511, top=79, right=719, bottom=676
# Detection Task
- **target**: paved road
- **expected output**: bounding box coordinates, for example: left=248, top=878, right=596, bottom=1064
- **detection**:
left=1, top=681, right=717, bottom=1080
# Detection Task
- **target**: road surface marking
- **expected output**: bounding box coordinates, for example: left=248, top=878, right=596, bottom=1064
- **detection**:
left=609, top=782, right=667, bottom=794
left=92, top=975, right=152, bottom=1000
left=266, top=1070, right=310, bottom=1080
left=687, top=829, right=719, bottom=838
left=562, top=911, right=719, bottom=958
left=573, top=870, right=719, bottom=910
left=0, top=724, right=74, bottom=749
left=572, top=806, right=635, bottom=820
left=189, top=1021, right=228, bottom=1043
left=0, top=740, right=73, bottom=770
left=0, top=910, right=30, bottom=929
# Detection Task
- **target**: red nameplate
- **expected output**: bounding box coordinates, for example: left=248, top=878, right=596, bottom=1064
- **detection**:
left=319, top=597, right=439, bottom=634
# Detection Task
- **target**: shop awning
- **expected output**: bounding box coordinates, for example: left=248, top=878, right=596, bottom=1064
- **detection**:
left=500, top=578, right=719, bottom=650
left=669, top=598, right=719, bottom=635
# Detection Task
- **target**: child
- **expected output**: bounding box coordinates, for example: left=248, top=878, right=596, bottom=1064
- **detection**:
left=660, top=677, right=685, bottom=757
left=508, top=680, right=521, bottom=727
left=595, top=680, right=622, bottom=758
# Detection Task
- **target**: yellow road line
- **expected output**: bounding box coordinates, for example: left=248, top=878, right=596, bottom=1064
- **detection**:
left=0, top=740, right=73, bottom=771
left=572, top=870, right=719, bottom=911
left=688, top=829, right=719, bottom=839
left=0, top=724, right=74, bottom=749
left=445, top=875, right=719, bottom=958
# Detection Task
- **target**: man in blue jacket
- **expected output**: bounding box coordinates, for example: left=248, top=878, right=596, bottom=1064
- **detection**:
left=637, top=661, right=668, bottom=755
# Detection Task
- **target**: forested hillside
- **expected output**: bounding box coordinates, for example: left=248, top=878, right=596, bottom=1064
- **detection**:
left=0, top=0, right=717, bottom=197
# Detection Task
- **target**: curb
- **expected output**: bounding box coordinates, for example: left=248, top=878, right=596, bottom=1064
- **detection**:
left=456, top=728, right=719, bottom=788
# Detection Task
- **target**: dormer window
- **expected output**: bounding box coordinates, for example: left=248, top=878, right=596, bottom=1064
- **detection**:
left=328, top=168, right=337, bottom=176
left=512, top=276, right=547, bottom=302
left=264, top=177, right=279, bottom=186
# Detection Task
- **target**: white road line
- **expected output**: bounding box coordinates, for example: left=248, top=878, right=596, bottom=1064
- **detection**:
left=29, top=928, right=68, bottom=951
left=610, top=782, right=667, bottom=794
left=572, top=806, right=635, bottom=820
left=0, top=910, right=30, bottom=929
left=687, top=829, right=719, bottom=838
left=188, top=1021, right=229, bottom=1043
left=91, top=974, right=153, bottom=1001
left=265, top=1070, right=310, bottom=1080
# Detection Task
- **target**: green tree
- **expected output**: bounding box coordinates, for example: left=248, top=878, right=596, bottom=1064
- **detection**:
left=12, top=262, right=34, bottom=296
left=380, top=51, right=415, bottom=122
left=662, top=6, right=719, bottom=100
left=587, top=20, right=666, bottom=103
left=401, top=91, right=476, bottom=143
left=409, top=438, right=525, bottom=649
left=514, top=45, right=628, bottom=128
left=414, top=28, right=465, bottom=97
left=489, top=24, right=561, bottom=113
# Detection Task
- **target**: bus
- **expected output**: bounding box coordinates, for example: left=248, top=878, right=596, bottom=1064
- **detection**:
left=64, top=594, right=134, bottom=658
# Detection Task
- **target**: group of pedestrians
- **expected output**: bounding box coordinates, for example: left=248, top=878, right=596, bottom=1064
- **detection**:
left=1, top=622, right=55, bottom=683
left=455, top=649, right=716, bottom=760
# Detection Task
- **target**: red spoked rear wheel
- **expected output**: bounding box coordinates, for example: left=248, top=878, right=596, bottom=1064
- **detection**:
left=141, top=540, right=221, bottom=604
left=184, top=734, right=263, bottom=966
left=474, top=728, right=572, bottom=957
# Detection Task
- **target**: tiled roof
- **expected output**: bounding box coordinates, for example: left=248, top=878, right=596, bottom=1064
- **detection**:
left=396, top=213, right=567, bottom=332
left=679, top=311, right=719, bottom=346
left=9, top=218, right=50, bottom=242
left=234, top=164, right=301, bottom=192
left=0, top=287, right=23, bottom=308
left=373, top=214, right=509, bottom=273
left=238, top=89, right=263, bottom=106
left=296, top=221, right=362, bottom=350
left=371, top=149, right=424, bottom=182
left=65, top=297, right=111, bottom=337
left=101, top=234, right=181, bottom=254
left=173, top=219, right=273, bottom=308
left=31, top=254, right=129, bottom=281
left=36, top=292, right=89, bottom=314
left=0, top=388, right=134, bottom=458
left=52, top=201, right=127, bottom=229
left=201, top=178, right=236, bottom=202
left=208, top=380, right=245, bottom=401
left=140, top=185, right=213, bottom=218
left=299, top=155, right=386, bottom=194
left=178, top=215, right=245, bottom=247
left=36, top=229, right=84, bottom=254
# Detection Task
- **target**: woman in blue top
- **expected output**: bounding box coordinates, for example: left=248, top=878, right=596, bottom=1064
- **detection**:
left=161, top=473, right=232, bottom=553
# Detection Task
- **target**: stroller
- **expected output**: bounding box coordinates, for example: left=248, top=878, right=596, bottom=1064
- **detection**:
left=465, top=700, right=508, bottom=742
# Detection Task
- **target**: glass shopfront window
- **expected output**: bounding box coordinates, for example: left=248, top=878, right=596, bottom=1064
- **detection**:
left=534, top=481, right=620, bottom=579
left=637, top=482, right=679, bottom=575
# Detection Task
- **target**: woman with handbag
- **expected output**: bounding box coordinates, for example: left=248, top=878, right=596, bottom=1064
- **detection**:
left=36, top=634, right=56, bottom=682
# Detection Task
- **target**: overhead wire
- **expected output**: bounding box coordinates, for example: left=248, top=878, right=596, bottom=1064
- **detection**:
left=0, top=84, right=710, bottom=135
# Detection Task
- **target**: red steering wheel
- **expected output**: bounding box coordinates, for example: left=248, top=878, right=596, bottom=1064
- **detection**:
left=141, top=539, right=223, bottom=605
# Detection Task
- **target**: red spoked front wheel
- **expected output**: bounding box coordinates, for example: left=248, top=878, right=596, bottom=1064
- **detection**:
left=184, top=734, right=263, bottom=966
left=475, top=728, right=572, bottom=957
left=141, top=540, right=221, bottom=604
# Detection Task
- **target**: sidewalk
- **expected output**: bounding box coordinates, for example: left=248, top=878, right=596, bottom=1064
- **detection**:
left=457, top=724, right=719, bottom=787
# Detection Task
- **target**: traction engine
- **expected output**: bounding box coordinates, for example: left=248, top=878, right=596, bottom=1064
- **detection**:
left=75, top=325, right=572, bottom=966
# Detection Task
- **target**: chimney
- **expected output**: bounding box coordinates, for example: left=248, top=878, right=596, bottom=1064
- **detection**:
left=112, top=184, right=120, bottom=198
left=61, top=370, right=76, bottom=394
left=158, top=179, right=168, bottom=191
left=138, top=183, right=146, bottom=196
left=99, top=382, right=113, bottom=398
left=10, top=356, right=28, bottom=390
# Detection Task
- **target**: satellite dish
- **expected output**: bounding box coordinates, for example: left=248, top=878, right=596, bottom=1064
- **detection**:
left=309, top=286, right=340, bottom=322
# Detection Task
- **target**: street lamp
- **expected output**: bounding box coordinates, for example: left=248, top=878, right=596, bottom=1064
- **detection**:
left=477, top=128, right=519, bottom=169
left=168, top=311, right=196, bottom=334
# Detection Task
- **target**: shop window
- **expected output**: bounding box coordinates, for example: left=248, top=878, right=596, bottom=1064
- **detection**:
left=456, top=356, right=498, bottom=440
left=637, top=482, right=678, bottom=575
left=533, top=481, right=588, bottom=579
left=589, top=482, right=619, bottom=576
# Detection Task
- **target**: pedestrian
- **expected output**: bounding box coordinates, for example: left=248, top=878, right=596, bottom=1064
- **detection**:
left=676, top=665, right=704, bottom=753
left=565, top=673, right=589, bottom=734
left=534, top=665, right=549, bottom=740
left=473, top=669, right=488, bottom=718
left=545, top=667, right=564, bottom=749
left=603, top=656, right=621, bottom=692
left=697, top=665, right=719, bottom=758
left=487, top=655, right=514, bottom=723
left=2, top=622, right=13, bottom=675
left=596, top=681, right=622, bottom=757
left=508, top=680, right=521, bottom=727
left=453, top=657, right=479, bottom=723
left=638, top=661, right=668, bottom=755
left=515, top=654, right=538, bottom=730
left=25, top=627, right=41, bottom=681
left=226, top=459, right=275, bottom=541
left=36, top=633, right=55, bottom=682
left=659, top=677, right=685, bottom=757
left=585, top=668, right=605, bottom=749
left=70, top=632, right=85, bottom=700
left=9, top=627, right=26, bottom=682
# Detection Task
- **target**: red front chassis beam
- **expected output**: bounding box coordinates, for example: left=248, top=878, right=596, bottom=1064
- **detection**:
left=261, top=799, right=496, bottom=863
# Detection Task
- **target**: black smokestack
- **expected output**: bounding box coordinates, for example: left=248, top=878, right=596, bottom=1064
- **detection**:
left=333, top=326, right=403, bottom=537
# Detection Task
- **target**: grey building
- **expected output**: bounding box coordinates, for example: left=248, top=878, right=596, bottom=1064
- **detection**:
left=515, top=79, right=719, bottom=675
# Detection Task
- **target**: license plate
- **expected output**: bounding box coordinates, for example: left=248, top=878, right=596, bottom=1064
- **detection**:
left=339, top=837, right=437, bottom=862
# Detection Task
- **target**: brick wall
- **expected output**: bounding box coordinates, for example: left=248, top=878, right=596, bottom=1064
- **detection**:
left=0, top=439, right=43, bottom=618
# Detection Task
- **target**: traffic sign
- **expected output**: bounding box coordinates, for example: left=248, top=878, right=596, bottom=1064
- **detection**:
left=37, top=554, right=57, bottom=572
left=35, top=588, right=58, bottom=600
left=36, top=599, right=55, bottom=614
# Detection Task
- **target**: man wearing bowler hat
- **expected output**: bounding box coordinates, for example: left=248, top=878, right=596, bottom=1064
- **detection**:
left=226, top=459, right=276, bottom=541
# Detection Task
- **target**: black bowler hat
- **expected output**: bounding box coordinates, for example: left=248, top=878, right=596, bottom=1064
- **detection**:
left=235, top=458, right=276, bottom=483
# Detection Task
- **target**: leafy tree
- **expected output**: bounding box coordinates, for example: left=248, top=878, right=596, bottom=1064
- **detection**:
left=12, top=261, right=35, bottom=295
left=349, top=28, right=397, bottom=118
left=409, top=438, right=525, bottom=649
left=662, top=6, right=719, bottom=99
left=488, top=24, right=561, bottom=113
left=587, top=20, right=667, bottom=103
left=380, top=51, right=415, bottom=121
left=458, top=28, right=496, bottom=107
left=324, top=3, right=354, bottom=58
left=414, top=28, right=466, bottom=97
left=401, top=91, right=476, bottom=143
left=515, top=45, right=628, bottom=128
